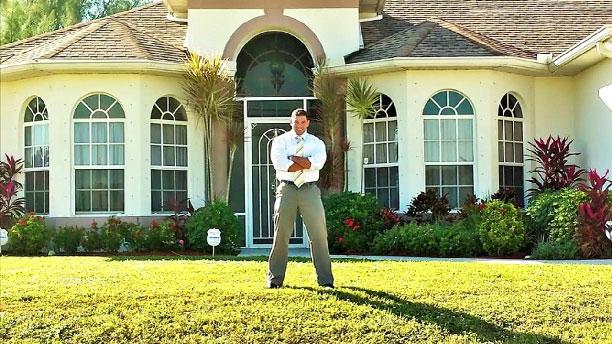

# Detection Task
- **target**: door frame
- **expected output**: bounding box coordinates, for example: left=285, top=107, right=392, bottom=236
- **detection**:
left=244, top=117, right=310, bottom=249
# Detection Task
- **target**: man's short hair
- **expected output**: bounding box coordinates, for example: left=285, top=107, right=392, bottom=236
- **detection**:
left=291, top=108, right=309, bottom=120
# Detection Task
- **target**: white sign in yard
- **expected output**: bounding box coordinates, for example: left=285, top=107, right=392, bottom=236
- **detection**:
left=0, top=228, right=8, bottom=254
left=207, top=228, right=221, bottom=256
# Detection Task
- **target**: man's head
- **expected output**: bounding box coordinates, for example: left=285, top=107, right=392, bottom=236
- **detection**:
left=290, top=108, right=310, bottom=136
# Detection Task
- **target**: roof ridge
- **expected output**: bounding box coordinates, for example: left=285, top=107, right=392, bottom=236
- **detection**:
left=396, top=21, right=438, bottom=57
left=114, top=18, right=186, bottom=53
left=41, top=21, right=108, bottom=59
left=427, top=17, right=536, bottom=58
left=108, top=18, right=153, bottom=60
left=0, top=1, right=161, bottom=49
left=360, top=24, right=418, bottom=50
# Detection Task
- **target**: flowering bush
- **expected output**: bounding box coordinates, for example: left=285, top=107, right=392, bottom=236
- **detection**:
left=83, top=220, right=104, bottom=252
left=577, top=170, right=612, bottom=258
left=334, top=218, right=370, bottom=253
left=53, top=226, right=84, bottom=253
left=526, top=135, right=584, bottom=196
left=7, top=212, right=47, bottom=255
left=322, top=192, right=385, bottom=254
left=145, top=221, right=175, bottom=251
left=478, top=200, right=524, bottom=256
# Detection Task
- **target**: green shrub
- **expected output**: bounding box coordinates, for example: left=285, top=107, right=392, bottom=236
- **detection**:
left=53, top=226, right=84, bottom=253
left=439, top=222, right=482, bottom=257
left=83, top=222, right=104, bottom=252
left=402, top=223, right=443, bottom=256
left=7, top=213, right=48, bottom=255
left=526, top=188, right=587, bottom=244
left=479, top=200, right=525, bottom=256
left=530, top=240, right=581, bottom=260
left=322, top=192, right=385, bottom=253
left=371, top=226, right=407, bottom=255
left=145, top=221, right=175, bottom=251
left=187, top=201, right=240, bottom=254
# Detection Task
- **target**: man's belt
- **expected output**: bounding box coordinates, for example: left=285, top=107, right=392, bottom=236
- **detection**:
left=280, top=180, right=317, bottom=187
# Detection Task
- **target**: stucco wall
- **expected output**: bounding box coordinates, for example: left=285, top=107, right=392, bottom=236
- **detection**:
left=0, top=74, right=205, bottom=218
left=187, top=8, right=360, bottom=63
left=346, top=69, right=580, bottom=210
left=573, top=58, right=612, bottom=172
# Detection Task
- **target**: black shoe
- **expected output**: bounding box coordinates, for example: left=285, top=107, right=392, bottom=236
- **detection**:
left=267, top=283, right=282, bottom=289
left=320, top=284, right=334, bottom=289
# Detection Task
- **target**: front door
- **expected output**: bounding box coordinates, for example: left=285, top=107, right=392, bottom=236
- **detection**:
left=245, top=119, right=307, bottom=248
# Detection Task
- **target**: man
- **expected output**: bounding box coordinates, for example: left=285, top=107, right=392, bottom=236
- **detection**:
left=267, top=108, right=334, bottom=289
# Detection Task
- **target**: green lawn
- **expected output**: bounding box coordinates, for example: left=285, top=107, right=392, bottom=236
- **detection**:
left=1, top=256, right=610, bottom=343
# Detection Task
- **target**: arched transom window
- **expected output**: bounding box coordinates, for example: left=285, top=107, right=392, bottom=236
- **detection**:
left=363, top=94, right=399, bottom=209
left=24, top=96, right=49, bottom=214
left=73, top=94, right=125, bottom=213
left=498, top=93, right=524, bottom=205
left=150, top=96, right=188, bottom=212
left=423, top=90, right=475, bottom=208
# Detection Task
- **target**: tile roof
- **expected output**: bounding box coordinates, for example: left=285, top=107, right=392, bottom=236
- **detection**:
left=350, top=0, right=612, bottom=62
left=0, top=2, right=187, bottom=66
left=1, top=0, right=611, bottom=67
left=347, top=18, right=536, bottom=63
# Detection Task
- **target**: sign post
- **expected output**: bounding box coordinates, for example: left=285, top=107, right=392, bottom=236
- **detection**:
left=0, top=228, right=8, bottom=255
left=207, top=228, right=221, bottom=256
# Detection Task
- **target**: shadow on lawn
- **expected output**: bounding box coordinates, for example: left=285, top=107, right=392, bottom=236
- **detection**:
left=290, top=286, right=567, bottom=344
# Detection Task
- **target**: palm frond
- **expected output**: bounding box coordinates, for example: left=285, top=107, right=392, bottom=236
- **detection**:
left=346, top=78, right=379, bottom=120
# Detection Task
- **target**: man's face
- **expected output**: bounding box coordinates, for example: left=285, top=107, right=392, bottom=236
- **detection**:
left=291, top=115, right=310, bottom=136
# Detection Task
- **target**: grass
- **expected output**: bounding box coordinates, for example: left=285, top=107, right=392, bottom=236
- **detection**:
left=1, top=256, right=610, bottom=343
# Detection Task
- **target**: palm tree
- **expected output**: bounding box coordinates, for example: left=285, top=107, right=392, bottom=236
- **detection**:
left=346, top=78, right=379, bottom=193
left=182, top=52, right=237, bottom=204
left=312, top=58, right=347, bottom=192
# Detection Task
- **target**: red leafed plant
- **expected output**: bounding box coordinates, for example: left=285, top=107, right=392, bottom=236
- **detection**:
left=526, top=135, right=585, bottom=196
left=577, top=169, right=612, bottom=258
left=379, top=207, right=405, bottom=229
left=0, top=154, right=25, bottom=229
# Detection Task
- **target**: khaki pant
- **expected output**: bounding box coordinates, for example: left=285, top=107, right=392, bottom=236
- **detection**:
left=267, top=182, right=334, bottom=286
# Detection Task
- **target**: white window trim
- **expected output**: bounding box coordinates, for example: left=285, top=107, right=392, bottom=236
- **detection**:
left=423, top=91, right=476, bottom=208
left=150, top=97, right=189, bottom=214
left=72, top=96, right=126, bottom=215
left=24, top=103, right=50, bottom=214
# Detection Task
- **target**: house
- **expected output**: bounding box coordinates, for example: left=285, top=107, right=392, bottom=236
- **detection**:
left=1, top=0, right=611, bottom=249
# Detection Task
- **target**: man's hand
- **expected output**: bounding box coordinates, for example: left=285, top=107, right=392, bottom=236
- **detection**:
left=290, top=156, right=311, bottom=169
left=287, top=163, right=303, bottom=172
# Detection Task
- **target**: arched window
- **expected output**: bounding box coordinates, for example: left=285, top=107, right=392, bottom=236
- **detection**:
left=236, top=32, right=313, bottom=99
left=423, top=90, right=475, bottom=208
left=150, top=96, right=187, bottom=212
left=363, top=94, right=399, bottom=209
left=24, top=96, right=49, bottom=214
left=73, top=94, right=125, bottom=213
left=498, top=93, right=524, bottom=204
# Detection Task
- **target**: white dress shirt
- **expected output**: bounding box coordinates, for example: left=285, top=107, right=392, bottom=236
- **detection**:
left=270, top=129, right=327, bottom=183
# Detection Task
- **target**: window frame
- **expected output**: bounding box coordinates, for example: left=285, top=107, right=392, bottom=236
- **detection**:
left=422, top=90, right=476, bottom=208
left=150, top=96, right=188, bottom=213
left=72, top=94, right=126, bottom=214
left=23, top=96, right=50, bottom=214
left=497, top=93, right=525, bottom=202
left=362, top=94, right=400, bottom=209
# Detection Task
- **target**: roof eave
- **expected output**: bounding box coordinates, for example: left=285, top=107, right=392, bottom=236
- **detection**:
left=552, top=25, right=612, bottom=67
left=0, top=60, right=184, bottom=82
left=328, top=56, right=550, bottom=77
